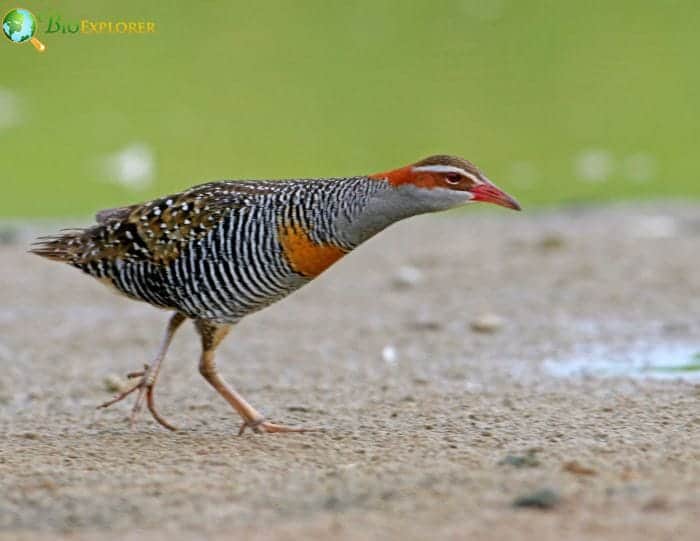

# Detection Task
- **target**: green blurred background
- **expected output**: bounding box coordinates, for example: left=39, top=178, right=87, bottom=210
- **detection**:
left=3, top=0, right=699, bottom=218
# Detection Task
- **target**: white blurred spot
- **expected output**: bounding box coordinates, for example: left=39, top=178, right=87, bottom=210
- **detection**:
left=382, top=345, right=398, bottom=365
left=629, top=215, right=678, bottom=239
left=622, top=153, right=657, bottom=183
left=100, top=143, right=155, bottom=190
left=0, top=87, right=23, bottom=132
left=574, top=149, right=614, bottom=183
left=460, top=0, right=506, bottom=22
left=392, top=266, right=423, bottom=289
left=508, top=161, right=538, bottom=187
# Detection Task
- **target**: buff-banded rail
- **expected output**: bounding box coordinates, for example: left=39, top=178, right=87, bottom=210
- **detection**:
left=32, top=155, right=520, bottom=434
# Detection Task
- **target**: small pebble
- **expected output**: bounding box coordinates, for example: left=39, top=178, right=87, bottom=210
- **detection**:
left=563, top=460, right=597, bottom=476
left=103, top=374, right=127, bottom=393
left=470, top=314, right=505, bottom=334
left=538, top=234, right=566, bottom=251
left=499, top=450, right=540, bottom=468
left=513, top=488, right=560, bottom=509
left=409, top=317, right=442, bottom=332
left=642, top=496, right=669, bottom=511
left=391, top=266, right=423, bottom=289
left=287, top=405, right=311, bottom=412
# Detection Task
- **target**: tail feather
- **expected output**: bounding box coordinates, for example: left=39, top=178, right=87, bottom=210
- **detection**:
left=30, top=230, right=87, bottom=263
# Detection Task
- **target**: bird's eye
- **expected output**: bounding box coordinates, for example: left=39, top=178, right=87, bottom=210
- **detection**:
left=445, top=173, right=462, bottom=184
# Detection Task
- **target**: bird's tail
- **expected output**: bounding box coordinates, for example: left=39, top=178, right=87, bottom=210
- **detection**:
left=30, top=229, right=88, bottom=264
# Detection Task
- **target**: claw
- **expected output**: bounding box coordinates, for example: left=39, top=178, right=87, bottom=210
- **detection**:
left=98, top=369, right=177, bottom=431
left=237, top=418, right=320, bottom=435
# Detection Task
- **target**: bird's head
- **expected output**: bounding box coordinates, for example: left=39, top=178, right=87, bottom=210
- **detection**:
left=370, top=155, right=521, bottom=212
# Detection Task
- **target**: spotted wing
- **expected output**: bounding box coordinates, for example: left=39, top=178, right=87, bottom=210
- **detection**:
left=32, top=180, right=282, bottom=267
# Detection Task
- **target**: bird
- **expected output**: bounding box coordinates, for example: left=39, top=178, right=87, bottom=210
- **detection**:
left=31, top=155, right=520, bottom=434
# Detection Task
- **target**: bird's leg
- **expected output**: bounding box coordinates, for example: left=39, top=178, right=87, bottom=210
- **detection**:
left=195, top=320, right=314, bottom=435
left=98, top=312, right=186, bottom=430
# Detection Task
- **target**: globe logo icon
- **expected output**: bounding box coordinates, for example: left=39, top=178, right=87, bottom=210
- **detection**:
left=2, top=8, right=46, bottom=52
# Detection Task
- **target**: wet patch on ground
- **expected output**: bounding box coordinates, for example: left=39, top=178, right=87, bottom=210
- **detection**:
left=545, top=342, right=700, bottom=381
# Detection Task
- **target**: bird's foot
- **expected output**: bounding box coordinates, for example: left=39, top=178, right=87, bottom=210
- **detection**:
left=98, top=364, right=177, bottom=431
left=238, top=417, right=321, bottom=435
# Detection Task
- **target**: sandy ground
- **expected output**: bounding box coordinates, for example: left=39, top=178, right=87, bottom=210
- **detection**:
left=1, top=203, right=699, bottom=541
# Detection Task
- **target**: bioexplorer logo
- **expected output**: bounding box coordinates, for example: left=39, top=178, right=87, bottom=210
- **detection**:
left=2, top=7, right=156, bottom=52
left=46, top=15, right=157, bottom=35
left=2, top=8, right=46, bottom=52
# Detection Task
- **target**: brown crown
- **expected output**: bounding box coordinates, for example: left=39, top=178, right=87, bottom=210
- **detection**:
left=414, top=155, right=481, bottom=176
